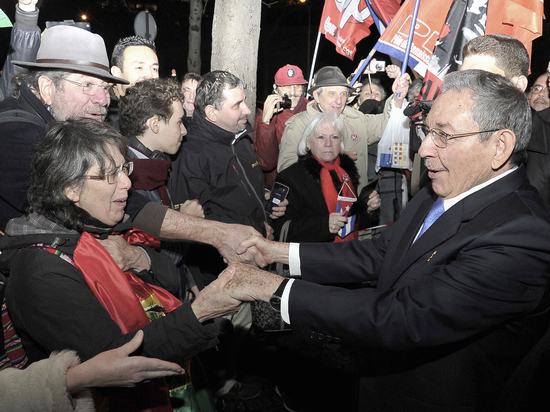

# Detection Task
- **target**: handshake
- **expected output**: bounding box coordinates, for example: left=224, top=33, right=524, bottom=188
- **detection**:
left=191, top=224, right=290, bottom=322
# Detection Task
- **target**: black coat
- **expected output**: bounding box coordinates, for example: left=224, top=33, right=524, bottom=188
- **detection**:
left=526, top=107, right=550, bottom=209
left=0, top=85, right=52, bottom=229
left=288, top=167, right=550, bottom=411
left=169, top=113, right=266, bottom=234
left=3, top=228, right=218, bottom=364
left=273, top=154, right=360, bottom=242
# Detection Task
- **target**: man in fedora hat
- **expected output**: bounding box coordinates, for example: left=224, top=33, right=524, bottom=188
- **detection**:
left=0, top=25, right=260, bottom=266
left=277, top=65, right=410, bottom=192
left=254, top=64, right=309, bottom=187
left=0, top=24, right=128, bottom=229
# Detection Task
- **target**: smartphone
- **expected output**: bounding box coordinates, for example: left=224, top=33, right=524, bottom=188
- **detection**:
left=266, top=182, right=289, bottom=214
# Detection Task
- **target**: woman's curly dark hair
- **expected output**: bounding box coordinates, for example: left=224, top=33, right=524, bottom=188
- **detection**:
left=28, top=119, right=128, bottom=231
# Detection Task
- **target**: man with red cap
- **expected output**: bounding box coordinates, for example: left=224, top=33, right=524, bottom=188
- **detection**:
left=253, top=64, right=308, bottom=186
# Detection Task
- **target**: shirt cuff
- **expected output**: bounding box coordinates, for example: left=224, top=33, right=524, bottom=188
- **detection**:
left=288, top=242, right=301, bottom=277
left=280, top=278, right=295, bottom=324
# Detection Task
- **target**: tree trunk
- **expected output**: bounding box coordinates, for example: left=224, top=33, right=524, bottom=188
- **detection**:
left=187, top=0, right=202, bottom=74
left=211, top=0, right=262, bottom=124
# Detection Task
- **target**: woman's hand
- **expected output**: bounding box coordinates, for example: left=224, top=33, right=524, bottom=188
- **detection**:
left=328, top=212, right=348, bottom=234
left=66, top=330, right=184, bottom=393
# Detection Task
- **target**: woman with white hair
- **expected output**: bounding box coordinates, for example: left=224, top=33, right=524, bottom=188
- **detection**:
left=273, top=111, right=380, bottom=242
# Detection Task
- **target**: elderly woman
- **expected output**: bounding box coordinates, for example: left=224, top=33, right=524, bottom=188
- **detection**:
left=273, top=112, right=380, bottom=242
left=3, top=119, right=222, bottom=410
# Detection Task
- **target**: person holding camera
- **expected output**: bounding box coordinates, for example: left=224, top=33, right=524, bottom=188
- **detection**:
left=253, top=64, right=308, bottom=187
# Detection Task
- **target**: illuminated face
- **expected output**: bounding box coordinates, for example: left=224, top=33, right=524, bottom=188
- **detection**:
left=118, top=45, right=159, bottom=94
left=418, top=89, right=498, bottom=199
left=48, top=73, right=111, bottom=121
left=313, top=86, right=349, bottom=114
left=527, top=73, right=550, bottom=112
left=308, top=121, right=342, bottom=163
left=208, top=87, right=251, bottom=134
left=181, top=79, right=199, bottom=117
left=156, top=100, right=187, bottom=155
left=358, top=83, right=384, bottom=103
left=276, top=84, right=305, bottom=109
left=67, top=144, right=131, bottom=226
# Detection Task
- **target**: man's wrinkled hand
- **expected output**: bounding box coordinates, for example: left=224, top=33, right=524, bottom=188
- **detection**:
left=222, top=263, right=284, bottom=302
left=214, top=223, right=262, bottom=264
left=98, top=235, right=150, bottom=272
left=191, top=266, right=242, bottom=322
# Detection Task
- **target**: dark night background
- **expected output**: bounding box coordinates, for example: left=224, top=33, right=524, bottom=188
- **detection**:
left=1, top=0, right=549, bottom=108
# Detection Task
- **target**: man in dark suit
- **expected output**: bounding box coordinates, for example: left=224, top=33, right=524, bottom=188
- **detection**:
left=196, top=69, right=550, bottom=411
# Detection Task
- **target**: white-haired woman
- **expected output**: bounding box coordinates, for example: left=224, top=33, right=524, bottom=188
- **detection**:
left=273, top=112, right=380, bottom=242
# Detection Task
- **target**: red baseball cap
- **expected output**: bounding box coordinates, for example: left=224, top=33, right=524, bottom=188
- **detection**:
left=274, top=64, right=308, bottom=86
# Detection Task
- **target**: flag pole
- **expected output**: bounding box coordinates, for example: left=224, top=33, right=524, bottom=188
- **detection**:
left=349, top=47, right=376, bottom=87
left=307, top=31, right=322, bottom=95
left=401, top=0, right=421, bottom=75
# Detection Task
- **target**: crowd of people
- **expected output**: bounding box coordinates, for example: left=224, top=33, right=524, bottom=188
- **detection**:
left=0, top=1, right=550, bottom=411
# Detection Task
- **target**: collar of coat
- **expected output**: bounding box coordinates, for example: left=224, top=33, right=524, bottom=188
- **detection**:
left=188, top=111, right=251, bottom=146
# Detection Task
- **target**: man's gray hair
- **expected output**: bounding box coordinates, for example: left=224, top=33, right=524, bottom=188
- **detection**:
left=297, top=111, right=345, bottom=156
left=195, top=70, right=245, bottom=117
left=442, top=69, right=531, bottom=165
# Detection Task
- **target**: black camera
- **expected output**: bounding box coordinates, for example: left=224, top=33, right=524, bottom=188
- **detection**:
left=280, top=94, right=292, bottom=109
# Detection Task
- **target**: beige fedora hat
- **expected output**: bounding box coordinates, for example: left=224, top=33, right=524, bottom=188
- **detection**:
left=13, top=25, right=128, bottom=84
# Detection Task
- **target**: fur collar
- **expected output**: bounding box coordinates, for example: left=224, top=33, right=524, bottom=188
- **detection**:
left=300, top=153, right=359, bottom=188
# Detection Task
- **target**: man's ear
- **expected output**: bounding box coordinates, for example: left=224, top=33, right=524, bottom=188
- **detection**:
left=37, top=75, right=55, bottom=106
left=64, top=184, right=81, bottom=204
left=204, top=105, right=217, bottom=122
left=146, top=115, right=160, bottom=134
left=111, top=65, right=123, bottom=78
left=511, top=75, right=528, bottom=93
left=492, top=129, right=516, bottom=170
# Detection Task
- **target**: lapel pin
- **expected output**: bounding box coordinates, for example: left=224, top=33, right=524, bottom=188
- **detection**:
left=427, top=250, right=437, bottom=262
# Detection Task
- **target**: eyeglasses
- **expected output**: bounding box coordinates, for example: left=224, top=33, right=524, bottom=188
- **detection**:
left=63, top=78, right=113, bottom=96
left=83, top=162, right=133, bottom=184
left=530, top=84, right=549, bottom=94
left=415, top=123, right=500, bottom=148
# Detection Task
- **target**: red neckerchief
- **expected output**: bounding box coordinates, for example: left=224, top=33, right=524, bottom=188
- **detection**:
left=72, top=232, right=181, bottom=334
left=131, top=159, right=172, bottom=207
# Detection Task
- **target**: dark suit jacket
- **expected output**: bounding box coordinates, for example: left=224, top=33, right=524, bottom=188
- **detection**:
left=288, top=167, right=550, bottom=411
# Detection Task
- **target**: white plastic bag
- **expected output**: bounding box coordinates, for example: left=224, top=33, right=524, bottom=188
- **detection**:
left=376, top=105, right=412, bottom=172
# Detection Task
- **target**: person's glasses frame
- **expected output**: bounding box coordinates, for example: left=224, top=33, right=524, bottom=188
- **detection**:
left=62, top=77, right=113, bottom=96
left=415, top=123, right=501, bottom=148
left=83, top=161, right=133, bottom=184
left=530, top=84, right=549, bottom=94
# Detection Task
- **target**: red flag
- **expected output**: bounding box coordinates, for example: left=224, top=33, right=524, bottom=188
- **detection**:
left=420, top=0, right=489, bottom=101
left=374, top=0, right=453, bottom=76
left=370, top=0, right=402, bottom=25
left=485, top=0, right=544, bottom=65
left=319, top=0, right=375, bottom=60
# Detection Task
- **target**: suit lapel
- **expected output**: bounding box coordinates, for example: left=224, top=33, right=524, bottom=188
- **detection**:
left=380, top=168, right=527, bottom=290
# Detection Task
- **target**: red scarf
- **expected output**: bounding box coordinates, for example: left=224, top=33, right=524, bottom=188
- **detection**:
left=131, top=159, right=172, bottom=207
left=316, top=156, right=358, bottom=242
left=73, top=231, right=182, bottom=412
